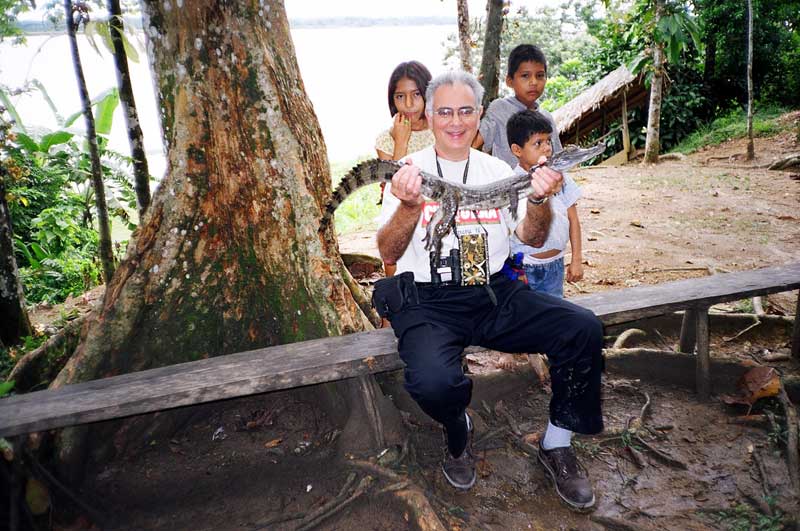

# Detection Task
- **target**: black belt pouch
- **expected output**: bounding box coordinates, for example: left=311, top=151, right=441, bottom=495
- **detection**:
left=371, top=271, right=419, bottom=319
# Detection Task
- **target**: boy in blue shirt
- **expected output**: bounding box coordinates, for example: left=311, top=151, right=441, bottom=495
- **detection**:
left=472, top=44, right=562, bottom=168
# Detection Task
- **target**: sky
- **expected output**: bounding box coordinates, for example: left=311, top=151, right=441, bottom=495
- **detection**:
left=284, top=0, right=554, bottom=19
left=14, top=1, right=558, bottom=21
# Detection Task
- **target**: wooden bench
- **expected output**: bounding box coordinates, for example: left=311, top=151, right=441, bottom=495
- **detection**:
left=1, top=262, right=798, bottom=439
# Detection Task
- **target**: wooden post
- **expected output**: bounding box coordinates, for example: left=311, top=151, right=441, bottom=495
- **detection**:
left=792, top=289, right=800, bottom=359
left=695, top=307, right=711, bottom=400
left=678, top=308, right=697, bottom=353
left=621, top=92, right=631, bottom=161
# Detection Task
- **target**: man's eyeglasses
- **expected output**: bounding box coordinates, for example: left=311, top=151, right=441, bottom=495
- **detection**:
left=433, top=106, right=478, bottom=121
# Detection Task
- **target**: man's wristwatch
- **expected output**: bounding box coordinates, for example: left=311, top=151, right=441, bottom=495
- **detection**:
left=527, top=195, right=549, bottom=206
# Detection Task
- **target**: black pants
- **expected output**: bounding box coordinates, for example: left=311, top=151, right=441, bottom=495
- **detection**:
left=373, top=272, right=604, bottom=437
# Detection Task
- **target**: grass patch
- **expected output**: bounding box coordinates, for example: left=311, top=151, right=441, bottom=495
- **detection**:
left=329, top=156, right=383, bottom=235
left=671, top=105, right=791, bottom=155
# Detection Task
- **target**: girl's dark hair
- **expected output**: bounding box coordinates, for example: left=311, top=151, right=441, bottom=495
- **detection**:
left=387, top=61, right=432, bottom=117
left=508, top=44, right=548, bottom=78
left=506, top=109, right=553, bottom=148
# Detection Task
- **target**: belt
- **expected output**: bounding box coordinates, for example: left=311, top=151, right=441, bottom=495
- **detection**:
left=416, top=271, right=506, bottom=288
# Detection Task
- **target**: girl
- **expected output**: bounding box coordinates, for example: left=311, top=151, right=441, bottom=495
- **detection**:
left=375, top=61, right=434, bottom=281
left=375, top=61, right=434, bottom=161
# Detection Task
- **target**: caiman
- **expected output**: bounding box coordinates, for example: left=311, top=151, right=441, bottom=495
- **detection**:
left=319, top=142, right=606, bottom=263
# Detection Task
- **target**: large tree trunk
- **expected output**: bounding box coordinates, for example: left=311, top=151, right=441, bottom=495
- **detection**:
left=0, top=178, right=33, bottom=348
left=745, top=0, right=754, bottom=160
left=108, top=0, right=152, bottom=217
left=478, top=0, right=505, bottom=110
left=51, top=0, right=393, bottom=480
left=65, top=0, right=116, bottom=283
left=643, top=0, right=665, bottom=164
left=456, top=0, right=472, bottom=73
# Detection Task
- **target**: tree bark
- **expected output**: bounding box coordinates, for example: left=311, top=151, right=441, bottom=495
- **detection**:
left=456, top=0, right=472, bottom=73
left=0, top=178, right=33, bottom=347
left=51, top=0, right=389, bottom=480
left=643, top=0, right=665, bottom=164
left=746, top=0, right=755, bottom=160
left=108, top=0, right=152, bottom=217
left=65, top=0, right=116, bottom=284
left=478, top=0, right=505, bottom=110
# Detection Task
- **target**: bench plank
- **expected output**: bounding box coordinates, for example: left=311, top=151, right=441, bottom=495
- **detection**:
left=571, top=263, right=800, bottom=325
left=1, top=263, right=798, bottom=438
left=0, top=328, right=401, bottom=437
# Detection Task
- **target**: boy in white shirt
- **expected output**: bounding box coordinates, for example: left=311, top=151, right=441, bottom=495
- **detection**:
left=508, top=109, right=584, bottom=296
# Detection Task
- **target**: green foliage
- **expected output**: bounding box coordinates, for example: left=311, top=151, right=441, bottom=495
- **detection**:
left=0, top=0, right=30, bottom=43
left=1, top=82, right=140, bottom=303
left=443, top=2, right=599, bottom=108
left=330, top=158, right=382, bottom=234
left=696, top=0, right=800, bottom=107
left=0, top=379, right=14, bottom=397
left=711, top=501, right=785, bottom=531
left=671, top=105, right=789, bottom=154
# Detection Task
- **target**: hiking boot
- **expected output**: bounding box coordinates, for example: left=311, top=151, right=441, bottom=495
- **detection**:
left=538, top=443, right=595, bottom=510
left=442, top=413, right=476, bottom=490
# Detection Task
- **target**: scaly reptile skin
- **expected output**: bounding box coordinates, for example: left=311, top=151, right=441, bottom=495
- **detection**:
left=320, top=142, right=605, bottom=263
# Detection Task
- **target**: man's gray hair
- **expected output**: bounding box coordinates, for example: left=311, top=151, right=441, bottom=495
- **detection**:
left=425, top=70, right=484, bottom=114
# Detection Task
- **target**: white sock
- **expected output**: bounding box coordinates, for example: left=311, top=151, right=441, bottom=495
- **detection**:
left=542, top=420, right=572, bottom=450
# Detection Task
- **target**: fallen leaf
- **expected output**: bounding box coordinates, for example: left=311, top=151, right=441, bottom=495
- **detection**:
left=630, top=220, right=644, bottom=228
left=777, top=215, right=796, bottom=220
left=363, top=356, right=377, bottom=370
left=522, top=432, right=542, bottom=446
left=477, top=458, right=493, bottom=478
left=26, top=477, right=50, bottom=516
left=587, top=236, right=598, bottom=241
left=264, top=438, right=282, bottom=448
left=590, top=209, right=600, bottom=214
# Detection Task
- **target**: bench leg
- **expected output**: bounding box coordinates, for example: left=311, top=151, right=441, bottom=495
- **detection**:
left=679, top=309, right=697, bottom=353
left=793, top=289, right=800, bottom=359
left=695, top=307, right=711, bottom=400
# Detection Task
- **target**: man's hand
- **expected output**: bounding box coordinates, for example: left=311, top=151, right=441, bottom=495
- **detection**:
left=528, top=155, right=563, bottom=201
left=391, top=159, right=424, bottom=207
left=566, top=261, right=584, bottom=282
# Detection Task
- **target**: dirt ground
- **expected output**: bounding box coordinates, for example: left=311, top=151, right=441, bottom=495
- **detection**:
left=35, top=114, right=800, bottom=530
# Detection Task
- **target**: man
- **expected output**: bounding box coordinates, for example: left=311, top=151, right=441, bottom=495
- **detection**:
left=373, top=71, right=603, bottom=510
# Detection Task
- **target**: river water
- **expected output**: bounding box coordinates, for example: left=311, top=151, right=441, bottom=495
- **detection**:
left=0, top=24, right=456, bottom=176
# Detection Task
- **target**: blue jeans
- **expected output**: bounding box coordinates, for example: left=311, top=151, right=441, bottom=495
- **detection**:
left=523, top=257, right=565, bottom=298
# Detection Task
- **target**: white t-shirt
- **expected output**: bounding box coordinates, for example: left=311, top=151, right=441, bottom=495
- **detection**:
left=510, top=164, right=582, bottom=264
left=378, top=147, right=522, bottom=283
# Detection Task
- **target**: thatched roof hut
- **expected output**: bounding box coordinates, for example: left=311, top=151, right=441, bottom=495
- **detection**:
left=553, top=65, right=648, bottom=147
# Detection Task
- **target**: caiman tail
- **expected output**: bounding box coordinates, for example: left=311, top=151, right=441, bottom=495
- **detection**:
left=319, top=159, right=402, bottom=233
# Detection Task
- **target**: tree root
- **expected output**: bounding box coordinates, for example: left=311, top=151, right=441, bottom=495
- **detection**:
left=294, top=474, right=371, bottom=531
left=25, top=448, right=106, bottom=527
left=723, top=315, right=762, bottom=342
left=751, top=450, right=773, bottom=516
left=590, top=514, right=653, bottom=530
left=633, top=435, right=687, bottom=470
left=612, top=328, right=647, bottom=349
left=7, top=316, right=85, bottom=392
left=394, top=488, right=447, bottom=531
left=341, top=266, right=381, bottom=328
left=347, top=459, right=446, bottom=530
left=778, top=382, right=800, bottom=492
left=768, top=153, right=800, bottom=170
